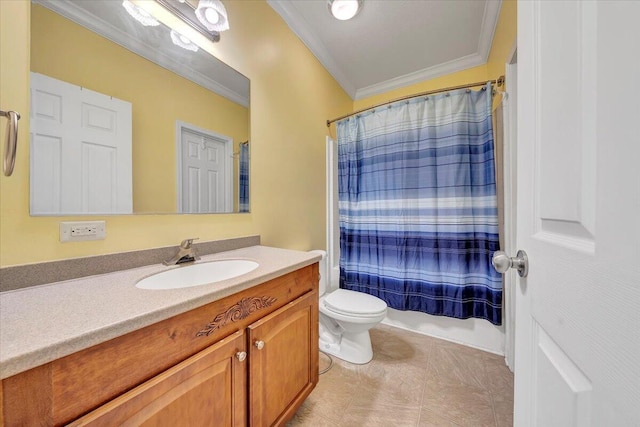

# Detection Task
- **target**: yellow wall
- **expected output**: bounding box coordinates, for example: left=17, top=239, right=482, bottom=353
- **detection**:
left=0, top=0, right=352, bottom=266
left=0, top=0, right=32, bottom=266
left=0, top=0, right=515, bottom=267
left=30, top=5, right=249, bottom=214
left=487, top=0, right=517, bottom=90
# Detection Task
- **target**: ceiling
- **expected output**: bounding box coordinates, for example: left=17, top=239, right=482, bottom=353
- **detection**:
left=267, top=0, right=502, bottom=100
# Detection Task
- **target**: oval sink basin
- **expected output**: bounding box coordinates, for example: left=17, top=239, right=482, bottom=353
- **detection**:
left=136, top=260, right=259, bottom=290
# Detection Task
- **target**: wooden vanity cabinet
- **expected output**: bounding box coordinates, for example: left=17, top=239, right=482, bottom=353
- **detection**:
left=1, top=263, right=319, bottom=427
left=69, top=330, right=248, bottom=427
left=71, top=291, right=318, bottom=427
left=248, top=291, right=318, bottom=426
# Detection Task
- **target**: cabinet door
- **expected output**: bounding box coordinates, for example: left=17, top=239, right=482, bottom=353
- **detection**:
left=70, top=330, right=247, bottom=427
left=248, top=291, right=319, bottom=427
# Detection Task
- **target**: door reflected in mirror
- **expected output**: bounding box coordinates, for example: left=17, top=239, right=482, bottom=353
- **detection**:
left=29, top=0, right=250, bottom=215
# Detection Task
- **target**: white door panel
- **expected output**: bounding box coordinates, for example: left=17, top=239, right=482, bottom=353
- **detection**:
left=30, top=72, right=132, bottom=215
left=188, top=166, right=201, bottom=212
left=207, top=170, right=218, bottom=212
left=515, top=1, right=639, bottom=426
left=533, top=327, right=592, bottom=427
left=30, top=133, right=61, bottom=213
left=30, top=74, right=75, bottom=214
left=82, top=143, right=117, bottom=212
left=177, top=123, right=232, bottom=213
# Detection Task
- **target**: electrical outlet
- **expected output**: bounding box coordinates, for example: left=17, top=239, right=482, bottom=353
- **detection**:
left=60, top=221, right=106, bottom=242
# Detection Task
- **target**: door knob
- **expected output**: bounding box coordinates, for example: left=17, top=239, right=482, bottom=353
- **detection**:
left=492, top=250, right=529, bottom=278
left=236, top=351, right=247, bottom=362
left=254, top=340, right=265, bottom=350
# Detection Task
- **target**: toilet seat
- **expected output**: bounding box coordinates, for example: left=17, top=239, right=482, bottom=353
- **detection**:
left=323, top=289, right=387, bottom=318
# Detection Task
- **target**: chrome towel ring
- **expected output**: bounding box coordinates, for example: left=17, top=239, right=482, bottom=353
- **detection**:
left=0, top=109, right=21, bottom=176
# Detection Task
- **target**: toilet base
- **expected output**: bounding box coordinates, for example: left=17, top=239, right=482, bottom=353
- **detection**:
left=319, top=330, right=374, bottom=364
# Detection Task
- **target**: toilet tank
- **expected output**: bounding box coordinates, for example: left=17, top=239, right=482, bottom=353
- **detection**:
left=309, top=250, right=327, bottom=296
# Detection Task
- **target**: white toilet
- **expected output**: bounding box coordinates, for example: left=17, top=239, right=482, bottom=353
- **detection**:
left=311, top=250, right=387, bottom=364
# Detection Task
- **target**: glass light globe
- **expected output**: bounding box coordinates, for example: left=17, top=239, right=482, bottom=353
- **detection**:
left=204, top=8, right=220, bottom=25
left=195, top=0, right=229, bottom=32
left=330, top=0, right=361, bottom=21
left=170, top=30, right=199, bottom=52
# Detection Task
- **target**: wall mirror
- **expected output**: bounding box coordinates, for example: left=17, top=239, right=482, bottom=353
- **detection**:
left=30, top=0, right=250, bottom=215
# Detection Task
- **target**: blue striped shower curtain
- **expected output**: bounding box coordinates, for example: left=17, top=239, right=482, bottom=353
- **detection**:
left=337, top=84, right=502, bottom=325
left=239, top=142, right=249, bottom=212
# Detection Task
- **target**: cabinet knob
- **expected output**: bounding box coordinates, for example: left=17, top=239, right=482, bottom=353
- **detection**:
left=236, top=351, right=247, bottom=362
left=254, top=340, right=265, bottom=350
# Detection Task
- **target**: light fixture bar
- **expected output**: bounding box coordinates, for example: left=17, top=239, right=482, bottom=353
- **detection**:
left=123, top=0, right=161, bottom=26
left=155, top=0, right=220, bottom=42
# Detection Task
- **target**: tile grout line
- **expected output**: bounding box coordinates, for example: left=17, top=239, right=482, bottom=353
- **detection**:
left=479, top=350, right=501, bottom=426
left=336, top=360, right=358, bottom=426
left=488, top=389, right=501, bottom=427
left=415, top=338, right=435, bottom=426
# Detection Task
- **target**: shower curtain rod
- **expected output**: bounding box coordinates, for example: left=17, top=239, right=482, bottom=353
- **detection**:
left=326, top=75, right=505, bottom=127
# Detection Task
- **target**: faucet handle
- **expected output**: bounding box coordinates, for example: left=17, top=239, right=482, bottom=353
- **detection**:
left=180, top=238, right=199, bottom=248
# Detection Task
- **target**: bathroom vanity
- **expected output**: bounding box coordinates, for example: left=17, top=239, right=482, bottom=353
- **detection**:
left=0, top=246, right=319, bottom=426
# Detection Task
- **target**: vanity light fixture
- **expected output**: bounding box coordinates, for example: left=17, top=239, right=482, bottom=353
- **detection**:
left=328, top=0, right=363, bottom=21
left=170, top=29, right=199, bottom=52
left=155, top=0, right=222, bottom=43
left=195, top=0, right=230, bottom=32
left=122, top=0, right=160, bottom=26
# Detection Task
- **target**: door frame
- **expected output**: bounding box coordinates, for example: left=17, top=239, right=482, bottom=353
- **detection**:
left=502, top=42, right=518, bottom=372
left=175, top=120, right=233, bottom=213
left=326, top=136, right=340, bottom=290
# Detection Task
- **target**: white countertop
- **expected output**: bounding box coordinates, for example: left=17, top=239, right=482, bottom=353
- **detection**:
left=0, top=245, right=321, bottom=380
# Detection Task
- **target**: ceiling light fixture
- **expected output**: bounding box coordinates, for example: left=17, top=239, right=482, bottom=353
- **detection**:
left=195, top=0, right=229, bottom=32
left=328, top=0, right=363, bottom=21
left=170, top=29, right=199, bottom=52
left=122, top=0, right=160, bottom=26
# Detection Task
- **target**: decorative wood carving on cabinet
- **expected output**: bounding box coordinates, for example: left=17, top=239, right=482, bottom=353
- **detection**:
left=197, top=295, right=278, bottom=337
left=0, top=263, right=318, bottom=426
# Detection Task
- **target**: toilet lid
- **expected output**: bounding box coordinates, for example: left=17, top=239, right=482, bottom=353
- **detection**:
left=323, top=289, right=387, bottom=317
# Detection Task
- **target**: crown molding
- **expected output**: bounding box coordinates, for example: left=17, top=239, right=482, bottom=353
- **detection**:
left=269, top=0, right=502, bottom=101
left=478, top=0, right=503, bottom=63
left=354, top=53, right=486, bottom=100
left=33, top=0, right=249, bottom=107
left=267, top=0, right=357, bottom=98
left=355, top=0, right=502, bottom=100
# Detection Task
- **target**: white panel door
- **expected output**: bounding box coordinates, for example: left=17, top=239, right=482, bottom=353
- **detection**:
left=30, top=73, right=132, bottom=215
left=179, top=127, right=231, bottom=213
left=79, top=87, right=133, bottom=214
left=515, top=1, right=640, bottom=426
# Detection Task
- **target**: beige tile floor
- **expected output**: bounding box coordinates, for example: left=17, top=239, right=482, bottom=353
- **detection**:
left=288, top=324, right=514, bottom=427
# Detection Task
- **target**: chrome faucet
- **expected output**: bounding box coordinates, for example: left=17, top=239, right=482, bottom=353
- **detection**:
left=164, top=238, right=201, bottom=266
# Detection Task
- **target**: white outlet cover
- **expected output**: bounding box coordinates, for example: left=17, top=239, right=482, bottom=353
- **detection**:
left=60, top=221, right=106, bottom=242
